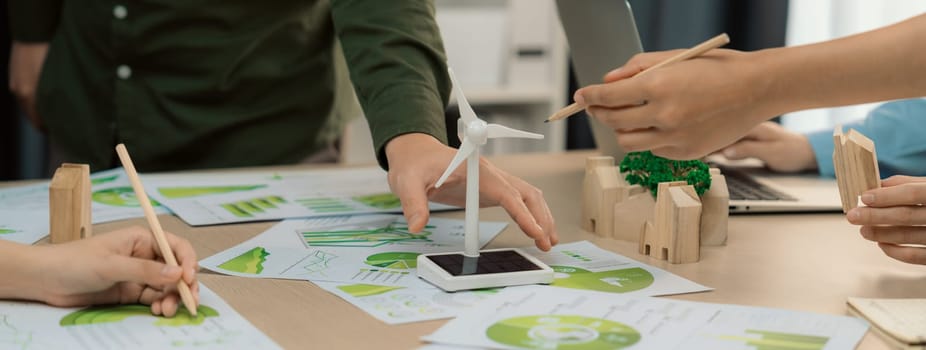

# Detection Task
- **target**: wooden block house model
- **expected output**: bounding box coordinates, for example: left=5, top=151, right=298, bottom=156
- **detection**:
left=833, top=127, right=880, bottom=212
left=582, top=156, right=729, bottom=264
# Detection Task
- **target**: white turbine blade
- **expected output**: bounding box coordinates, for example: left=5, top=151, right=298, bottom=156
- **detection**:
left=448, top=68, right=479, bottom=124
left=435, top=139, right=477, bottom=188
left=486, top=123, right=544, bottom=140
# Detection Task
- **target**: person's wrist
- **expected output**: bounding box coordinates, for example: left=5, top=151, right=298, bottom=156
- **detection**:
left=744, top=48, right=789, bottom=123
left=385, top=133, right=446, bottom=165
left=0, top=244, right=49, bottom=302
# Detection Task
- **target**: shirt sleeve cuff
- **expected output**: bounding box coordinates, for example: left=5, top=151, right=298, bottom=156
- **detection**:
left=365, top=83, right=448, bottom=170
left=8, top=0, right=62, bottom=42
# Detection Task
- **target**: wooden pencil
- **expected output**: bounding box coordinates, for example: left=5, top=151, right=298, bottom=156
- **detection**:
left=545, top=33, right=730, bottom=123
left=115, top=143, right=198, bottom=316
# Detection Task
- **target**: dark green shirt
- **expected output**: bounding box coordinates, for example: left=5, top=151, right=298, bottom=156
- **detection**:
left=10, top=0, right=450, bottom=172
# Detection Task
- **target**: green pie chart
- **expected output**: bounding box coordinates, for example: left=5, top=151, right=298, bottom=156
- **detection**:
left=551, top=266, right=654, bottom=293
left=364, top=252, right=420, bottom=269
left=487, top=315, right=641, bottom=349
left=92, top=187, right=160, bottom=207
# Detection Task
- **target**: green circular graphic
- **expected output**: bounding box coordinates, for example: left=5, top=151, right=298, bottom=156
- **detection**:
left=551, top=266, right=654, bottom=293
left=92, top=187, right=160, bottom=207
left=364, top=252, right=420, bottom=269
left=487, top=315, right=640, bottom=349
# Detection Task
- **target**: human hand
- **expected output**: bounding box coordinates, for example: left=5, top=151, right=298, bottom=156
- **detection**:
left=718, top=122, right=817, bottom=173
left=385, top=133, right=557, bottom=251
left=8, top=41, right=49, bottom=131
left=35, top=226, right=199, bottom=316
left=575, top=48, right=779, bottom=160
left=847, top=176, right=926, bottom=265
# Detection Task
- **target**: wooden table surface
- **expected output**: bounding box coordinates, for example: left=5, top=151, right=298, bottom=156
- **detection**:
left=19, top=151, right=926, bottom=349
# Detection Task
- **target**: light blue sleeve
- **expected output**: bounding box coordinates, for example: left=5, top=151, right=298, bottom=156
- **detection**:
left=805, top=98, right=926, bottom=178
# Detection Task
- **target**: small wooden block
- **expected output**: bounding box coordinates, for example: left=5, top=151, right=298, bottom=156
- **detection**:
left=833, top=127, right=881, bottom=212
left=612, top=190, right=655, bottom=242
left=699, top=169, right=729, bottom=246
left=639, top=182, right=702, bottom=264
left=49, top=163, right=92, bottom=243
left=582, top=156, right=622, bottom=237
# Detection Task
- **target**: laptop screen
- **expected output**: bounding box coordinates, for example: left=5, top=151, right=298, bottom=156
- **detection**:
left=556, top=0, right=643, bottom=160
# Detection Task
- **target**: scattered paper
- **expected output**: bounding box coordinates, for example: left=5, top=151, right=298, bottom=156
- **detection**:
left=424, top=286, right=869, bottom=350
left=200, top=215, right=507, bottom=287
left=0, top=168, right=171, bottom=244
left=527, top=241, right=712, bottom=296
left=0, top=284, right=280, bottom=349
left=145, top=167, right=455, bottom=226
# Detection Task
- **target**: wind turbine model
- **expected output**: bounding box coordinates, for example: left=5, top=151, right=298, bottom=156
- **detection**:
left=416, top=68, right=554, bottom=291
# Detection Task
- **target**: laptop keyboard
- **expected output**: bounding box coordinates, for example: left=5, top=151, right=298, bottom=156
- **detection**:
left=715, top=165, right=797, bottom=201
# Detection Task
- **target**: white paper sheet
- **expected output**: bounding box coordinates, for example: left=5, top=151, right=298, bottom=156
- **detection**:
left=424, top=286, right=869, bottom=350
left=314, top=281, right=500, bottom=325
left=145, top=167, right=455, bottom=226
left=199, top=215, right=507, bottom=287
left=312, top=240, right=709, bottom=325
left=528, top=241, right=712, bottom=297
left=0, top=284, right=280, bottom=349
left=0, top=168, right=171, bottom=244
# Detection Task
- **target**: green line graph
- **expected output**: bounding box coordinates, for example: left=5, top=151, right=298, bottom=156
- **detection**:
left=60, top=305, right=219, bottom=327
left=218, top=247, right=270, bottom=274
left=716, top=329, right=829, bottom=350
left=300, top=222, right=434, bottom=247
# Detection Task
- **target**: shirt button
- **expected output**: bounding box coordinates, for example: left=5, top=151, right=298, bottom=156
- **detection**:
left=117, top=65, right=132, bottom=79
left=113, top=5, right=128, bottom=19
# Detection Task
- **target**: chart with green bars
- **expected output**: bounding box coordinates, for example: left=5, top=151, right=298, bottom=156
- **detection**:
left=715, top=329, right=829, bottom=350
left=158, top=184, right=267, bottom=199
left=486, top=315, right=642, bottom=350
left=300, top=221, right=435, bottom=248
left=221, top=196, right=287, bottom=218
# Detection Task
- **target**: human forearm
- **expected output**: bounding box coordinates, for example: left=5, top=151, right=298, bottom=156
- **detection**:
left=761, top=14, right=926, bottom=115
left=0, top=241, right=49, bottom=301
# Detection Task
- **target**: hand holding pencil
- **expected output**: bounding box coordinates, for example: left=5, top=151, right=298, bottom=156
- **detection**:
left=565, top=33, right=794, bottom=161
left=547, top=33, right=730, bottom=123
left=116, top=143, right=200, bottom=316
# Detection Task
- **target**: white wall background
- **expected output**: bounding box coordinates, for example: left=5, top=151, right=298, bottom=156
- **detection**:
left=781, top=1, right=926, bottom=133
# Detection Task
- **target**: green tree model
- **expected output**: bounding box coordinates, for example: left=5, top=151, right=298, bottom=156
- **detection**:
left=619, top=151, right=712, bottom=197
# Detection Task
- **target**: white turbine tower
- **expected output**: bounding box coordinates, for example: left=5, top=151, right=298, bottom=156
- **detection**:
left=416, top=68, right=554, bottom=291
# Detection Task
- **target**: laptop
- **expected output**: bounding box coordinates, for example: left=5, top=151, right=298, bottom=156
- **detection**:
left=556, top=0, right=843, bottom=213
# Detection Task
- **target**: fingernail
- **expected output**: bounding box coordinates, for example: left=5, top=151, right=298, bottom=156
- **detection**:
left=606, top=67, right=623, bottom=77
left=847, top=209, right=859, bottom=222
left=723, top=148, right=736, bottom=158
left=573, top=91, right=585, bottom=105
left=161, top=265, right=180, bottom=277
left=862, top=193, right=874, bottom=204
